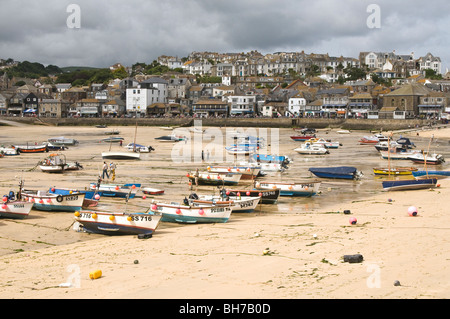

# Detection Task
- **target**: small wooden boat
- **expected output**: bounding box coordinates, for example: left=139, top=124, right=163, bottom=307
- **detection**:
left=141, top=187, right=165, bottom=195
left=207, top=165, right=260, bottom=180
left=0, top=147, right=20, bottom=156
left=225, top=188, right=280, bottom=204
left=187, top=171, right=242, bottom=186
left=382, top=178, right=437, bottom=191
left=101, top=137, right=124, bottom=143
left=74, top=210, right=161, bottom=236
left=89, top=182, right=141, bottom=198
left=13, top=144, right=48, bottom=153
left=309, top=166, right=363, bottom=180
left=20, top=189, right=85, bottom=212
left=290, top=135, right=315, bottom=141
left=38, top=153, right=83, bottom=173
left=155, top=135, right=185, bottom=142
left=254, top=181, right=321, bottom=197
left=373, top=167, right=418, bottom=175
left=294, top=142, right=329, bottom=155
left=193, top=194, right=261, bottom=213
left=412, top=170, right=450, bottom=180
left=149, top=200, right=233, bottom=224
left=47, top=137, right=79, bottom=146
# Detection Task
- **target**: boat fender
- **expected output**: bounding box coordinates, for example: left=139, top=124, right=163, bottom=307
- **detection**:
left=56, top=195, right=64, bottom=202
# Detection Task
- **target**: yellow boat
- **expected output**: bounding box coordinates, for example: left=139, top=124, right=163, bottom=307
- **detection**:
left=373, top=167, right=418, bottom=175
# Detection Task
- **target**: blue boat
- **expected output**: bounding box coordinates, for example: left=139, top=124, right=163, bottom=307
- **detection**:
left=382, top=178, right=437, bottom=191
left=308, top=166, right=363, bottom=180
left=49, top=187, right=100, bottom=208
left=89, top=183, right=141, bottom=198
left=412, top=170, right=450, bottom=179
left=252, top=154, right=291, bottom=164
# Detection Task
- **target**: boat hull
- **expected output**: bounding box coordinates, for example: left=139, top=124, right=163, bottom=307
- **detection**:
left=0, top=201, right=33, bottom=219
left=309, top=166, right=362, bottom=180
left=21, top=190, right=85, bottom=212
left=255, top=181, right=320, bottom=197
left=382, top=178, right=437, bottom=191
left=225, top=189, right=280, bottom=204
left=150, top=203, right=232, bottom=223
left=412, top=170, right=450, bottom=179
left=187, top=172, right=241, bottom=186
left=89, top=183, right=141, bottom=198
left=195, top=196, right=261, bottom=213
left=48, top=188, right=99, bottom=208
left=373, top=167, right=418, bottom=176
left=101, top=151, right=141, bottom=160
left=75, top=211, right=161, bottom=236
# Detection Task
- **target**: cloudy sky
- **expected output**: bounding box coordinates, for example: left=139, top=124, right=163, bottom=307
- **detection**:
left=0, top=0, right=449, bottom=71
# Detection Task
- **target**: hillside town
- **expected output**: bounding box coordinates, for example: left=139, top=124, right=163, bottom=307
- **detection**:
left=0, top=50, right=449, bottom=121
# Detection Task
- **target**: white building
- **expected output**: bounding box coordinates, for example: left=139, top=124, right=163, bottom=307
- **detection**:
left=288, top=94, right=307, bottom=116
left=419, top=52, right=442, bottom=74
left=227, top=94, right=256, bottom=115
left=126, top=77, right=168, bottom=117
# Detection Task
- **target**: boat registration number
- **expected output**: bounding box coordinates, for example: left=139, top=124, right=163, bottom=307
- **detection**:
left=129, top=215, right=153, bottom=222
left=211, top=207, right=224, bottom=213
left=13, top=204, right=24, bottom=208
left=239, top=201, right=252, bottom=208
left=65, top=195, right=79, bottom=201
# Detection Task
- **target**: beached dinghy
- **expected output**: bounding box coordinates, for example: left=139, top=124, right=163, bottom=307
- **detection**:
left=382, top=178, right=437, bottom=191
left=254, top=180, right=321, bottom=197
left=149, top=200, right=233, bottom=223
left=294, top=142, right=329, bottom=155
left=207, top=165, right=260, bottom=180
left=89, top=182, right=141, bottom=198
left=20, top=189, right=85, bottom=212
left=192, top=194, right=261, bottom=213
left=412, top=170, right=450, bottom=180
left=74, top=210, right=161, bottom=236
left=309, top=166, right=363, bottom=180
left=12, top=144, right=48, bottom=153
left=1, top=191, right=33, bottom=219
left=225, top=188, right=280, bottom=204
left=141, top=187, right=165, bottom=195
left=186, top=171, right=242, bottom=186
left=373, top=167, right=418, bottom=176
left=48, top=187, right=100, bottom=208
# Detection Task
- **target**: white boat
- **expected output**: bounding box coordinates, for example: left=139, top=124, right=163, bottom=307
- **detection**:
left=89, top=182, right=141, bottom=198
left=225, top=146, right=256, bottom=155
left=141, top=187, right=165, bottom=195
left=0, top=200, right=33, bottom=219
left=407, top=152, right=445, bottom=165
left=193, top=194, right=261, bottom=213
left=0, top=147, right=20, bottom=156
left=124, top=143, right=153, bottom=153
left=47, top=136, right=79, bottom=146
left=310, top=138, right=341, bottom=149
left=149, top=200, right=233, bottom=223
left=337, top=129, right=350, bottom=134
left=294, top=142, right=329, bottom=155
left=20, top=189, right=85, bottom=212
left=380, top=149, right=421, bottom=160
left=189, top=127, right=205, bottom=133
left=187, top=171, right=242, bottom=186
left=207, top=165, right=260, bottom=180
left=38, top=153, right=83, bottom=173
left=155, top=134, right=185, bottom=142
left=101, top=151, right=141, bottom=160
left=74, top=210, right=161, bottom=236
left=255, top=181, right=321, bottom=197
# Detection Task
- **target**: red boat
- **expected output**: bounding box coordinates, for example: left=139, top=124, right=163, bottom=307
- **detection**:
left=290, top=135, right=315, bottom=141
left=13, top=144, right=48, bottom=153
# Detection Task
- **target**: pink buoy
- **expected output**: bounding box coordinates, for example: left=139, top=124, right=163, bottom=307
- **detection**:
left=408, top=206, right=418, bottom=216
left=349, top=217, right=357, bottom=225
left=226, top=191, right=230, bottom=196
left=30, top=198, right=35, bottom=203
left=39, top=199, right=44, bottom=204
left=176, top=208, right=182, bottom=215
left=46, top=199, right=52, bottom=203
left=246, top=191, right=250, bottom=196
left=2, top=197, right=7, bottom=202
left=94, top=194, right=100, bottom=200
left=198, top=208, right=205, bottom=215
left=217, top=175, right=221, bottom=179
left=142, top=195, right=147, bottom=200
left=237, top=192, right=241, bottom=197
left=115, top=186, right=119, bottom=190
left=258, top=192, right=262, bottom=197
left=131, top=185, right=136, bottom=189
left=151, top=204, right=157, bottom=210
left=51, top=187, right=55, bottom=192
left=1, top=204, right=7, bottom=209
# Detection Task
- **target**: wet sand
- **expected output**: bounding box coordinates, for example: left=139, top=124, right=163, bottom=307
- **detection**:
left=0, top=123, right=449, bottom=298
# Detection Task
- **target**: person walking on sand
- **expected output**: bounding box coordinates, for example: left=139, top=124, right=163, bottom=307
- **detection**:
left=110, top=162, right=116, bottom=181
left=102, top=161, right=109, bottom=179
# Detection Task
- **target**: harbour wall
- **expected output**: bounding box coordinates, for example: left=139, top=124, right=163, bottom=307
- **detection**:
left=1, top=117, right=438, bottom=131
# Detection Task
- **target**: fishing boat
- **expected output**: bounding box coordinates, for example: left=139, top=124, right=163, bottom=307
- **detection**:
left=89, top=182, right=141, bottom=198
left=141, top=187, right=165, bottom=195
left=48, top=188, right=100, bottom=208
left=149, top=200, right=233, bottom=223
left=74, top=210, right=161, bottom=236
left=42, top=142, right=67, bottom=151
left=407, top=152, right=445, bottom=165
left=12, top=144, right=48, bottom=153
left=101, top=151, right=141, bottom=160
left=1, top=190, right=33, bottom=219
left=224, top=188, right=279, bottom=204
left=412, top=170, right=450, bottom=179
left=382, top=178, right=438, bottom=191
left=101, top=136, right=124, bottom=143
left=254, top=181, right=321, bottom=197
left=207, top=165, right=260, bottom=180
left=374, top=138, right=416, bottom=152
left=294, top=142, right=329, bottom=155
left=154, top=134, right=185, bottom=142
left=336, top=129, right=350, bottom=134
left=192, top=194, right=261, bottom=213
left=38, top=153, right=83, bottom=173
left=47, top=137, right=79, bottom=146
left=20, top=189, right=85, bottom=212
left=0, top=146, right=20, bottom=156
left=290, top=134, right=315, bottom=141
left=187, top=171, right=242, bottom=186
left=104, top=129, right=120, bottom=135
left=309, top=166, right=363, bottom=180
left=359, top=134, right=388, bottom=145
left=373, top=167, right=418, bottom=176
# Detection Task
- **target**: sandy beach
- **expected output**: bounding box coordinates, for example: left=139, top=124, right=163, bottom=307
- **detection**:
left=0, top=122, right=449, bottom=299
